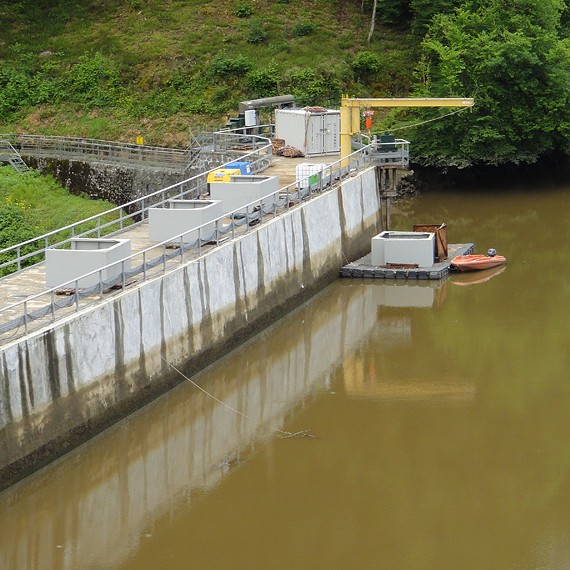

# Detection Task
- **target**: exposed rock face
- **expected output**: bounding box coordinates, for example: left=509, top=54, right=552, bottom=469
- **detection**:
left=23, top=152, right=236, bottom=208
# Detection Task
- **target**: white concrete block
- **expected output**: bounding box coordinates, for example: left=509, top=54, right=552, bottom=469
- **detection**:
left=371, top=231, right=435, bottom=267
left=210, top=175, right=279, bottom=214
left=46, top=238, right=131, bottom=289
left=149, top=199, right=223, bottom=244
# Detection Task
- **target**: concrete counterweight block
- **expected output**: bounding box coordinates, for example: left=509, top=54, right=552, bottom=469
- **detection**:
left=209, top=175, right=280, bottom=215
left=148, top=199, right=223, bottom=244
left=46, top=238, right=131, bottom=289
left=371, top=231, right=435, bottom=267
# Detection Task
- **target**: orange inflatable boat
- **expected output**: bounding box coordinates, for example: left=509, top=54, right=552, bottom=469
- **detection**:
left=451, top=249, right=506, bottom=272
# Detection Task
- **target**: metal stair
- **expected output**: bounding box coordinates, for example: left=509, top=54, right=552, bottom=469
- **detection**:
left=0, top=140, right=31, bottom=173
left=183, top=128, right=205, bottom=173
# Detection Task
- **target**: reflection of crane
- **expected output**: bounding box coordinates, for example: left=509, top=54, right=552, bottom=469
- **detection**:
left=340, top=97, right=475, bottom=160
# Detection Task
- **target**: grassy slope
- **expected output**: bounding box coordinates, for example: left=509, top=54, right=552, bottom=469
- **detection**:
left=0, top=166, right=125, bottom=261
left=0, top=166, right=119, bottom=231
left=0, top=0, right=415, bottom=145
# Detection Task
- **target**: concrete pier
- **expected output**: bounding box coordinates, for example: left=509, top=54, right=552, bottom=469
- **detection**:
left=0, top=165, right=381, bottom=490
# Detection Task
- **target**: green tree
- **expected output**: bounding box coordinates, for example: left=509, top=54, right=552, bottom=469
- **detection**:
left=410, top=0, right=570, bottom=167
left=409, top=0, right=461, bottom=37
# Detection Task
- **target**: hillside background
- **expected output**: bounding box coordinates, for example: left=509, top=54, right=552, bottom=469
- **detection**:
left=0, top=0, right=418, bottom=147
left=2, top=0, right=570, bottom=167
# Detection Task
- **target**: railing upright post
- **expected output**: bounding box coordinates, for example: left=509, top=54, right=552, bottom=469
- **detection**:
left=23, top=300, right=28, bottom=335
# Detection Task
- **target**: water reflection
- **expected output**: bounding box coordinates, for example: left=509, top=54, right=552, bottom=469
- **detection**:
left=0, top=281, right=386, bottom=570
left=343, top=280, right=474, bottom=403
left=450, top=264, right=506, bottom=286
left=2, top=187, right=570, bottom=570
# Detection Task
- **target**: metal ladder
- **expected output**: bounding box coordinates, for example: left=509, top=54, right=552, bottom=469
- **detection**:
left=0, top=139, right=31, bottom=173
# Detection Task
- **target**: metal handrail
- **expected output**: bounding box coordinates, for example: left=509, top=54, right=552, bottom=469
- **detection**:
left=0, top=133, right=191, bottom=168
left=0, top=138, right=409, bottom=342
left=0, top=129, right=275, bottom=274
left=0, top=126, right=275, bottom=170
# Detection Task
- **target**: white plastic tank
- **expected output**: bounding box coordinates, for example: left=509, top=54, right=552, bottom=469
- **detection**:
left=244, top=109, right=257, bottom=127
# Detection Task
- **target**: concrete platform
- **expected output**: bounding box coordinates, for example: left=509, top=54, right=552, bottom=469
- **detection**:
left=340, top=243, right=475, bottom=280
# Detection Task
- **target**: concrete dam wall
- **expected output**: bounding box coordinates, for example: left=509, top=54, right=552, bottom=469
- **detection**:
left=0, top=166, right=380, bottom=490
left=0, top=279, right=383, bottom=570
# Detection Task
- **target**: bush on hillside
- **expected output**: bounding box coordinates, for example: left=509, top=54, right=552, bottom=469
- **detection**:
left=352, top=51, right=384, bottom=82
left=292, top=22, right=317, bottom=37
left=0, top=206, right=42, bottom=276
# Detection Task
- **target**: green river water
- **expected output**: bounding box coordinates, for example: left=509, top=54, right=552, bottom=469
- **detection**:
left=1, top=184, right=570, bottom=569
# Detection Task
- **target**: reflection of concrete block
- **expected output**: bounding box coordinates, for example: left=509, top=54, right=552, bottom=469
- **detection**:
left=149, top=199, right=223, bottom=244
left=46, top=238, right=131, bottom=289
left=371, top=231, right=435, bottom=267
left=374, top=283, right=435, bottom=308
left=210, top=175, right=279, bottom=214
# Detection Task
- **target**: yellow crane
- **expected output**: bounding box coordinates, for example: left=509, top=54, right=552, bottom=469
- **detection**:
left=340, top=96, right=475, bottom=160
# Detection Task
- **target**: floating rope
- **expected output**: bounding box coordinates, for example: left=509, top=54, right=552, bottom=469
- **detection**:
left=161, top=356, right=316, bottom=440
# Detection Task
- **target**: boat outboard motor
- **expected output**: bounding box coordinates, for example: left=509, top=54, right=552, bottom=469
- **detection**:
left=487, top=248, right=497, bottom=257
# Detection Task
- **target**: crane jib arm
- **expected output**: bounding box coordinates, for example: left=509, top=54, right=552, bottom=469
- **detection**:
left=341, top=97, right=474, bottom=108
left=339, top=97, right=474, bottom=160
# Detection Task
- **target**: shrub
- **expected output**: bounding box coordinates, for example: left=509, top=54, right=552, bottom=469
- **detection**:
left=352, top=51, right=383, bottom=82
left=234, top=2, right=253, bottom=17
left=247, top=21, right=267, bottom=44
left=66, top=52, right=122, bottom=108
left=293, top=22, right=317, bottom=37
left=245, top=63, right=280, bottom=97
left=211, top=55, right=252, bottom=77
left=284, top=66, right=342, bottom=107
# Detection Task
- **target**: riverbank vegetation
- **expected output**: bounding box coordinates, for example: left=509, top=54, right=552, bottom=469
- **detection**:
left=0, top=166, right=123, bottom=275
left=1, top=0, right=570, bottom=168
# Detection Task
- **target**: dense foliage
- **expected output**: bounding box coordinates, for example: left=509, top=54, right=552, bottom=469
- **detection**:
left=1, top=0, right=570, bottom=167
left=410, top=0, right=570, bottom=166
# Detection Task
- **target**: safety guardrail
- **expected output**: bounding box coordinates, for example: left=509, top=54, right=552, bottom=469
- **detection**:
left=0, top=126, right=277, bottom=172
left=0, top=137, right=408, bottom=343
left=0, top=130, right=275, bottom=275
left=0, top=133, right=195, bottom=170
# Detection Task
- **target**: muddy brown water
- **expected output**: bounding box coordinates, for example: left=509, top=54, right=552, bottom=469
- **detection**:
left=1, top=184, right=570, bottom=570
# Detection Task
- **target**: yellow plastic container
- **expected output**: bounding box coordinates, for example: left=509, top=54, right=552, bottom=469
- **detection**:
left=206, top=168, right=241, bottom=183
